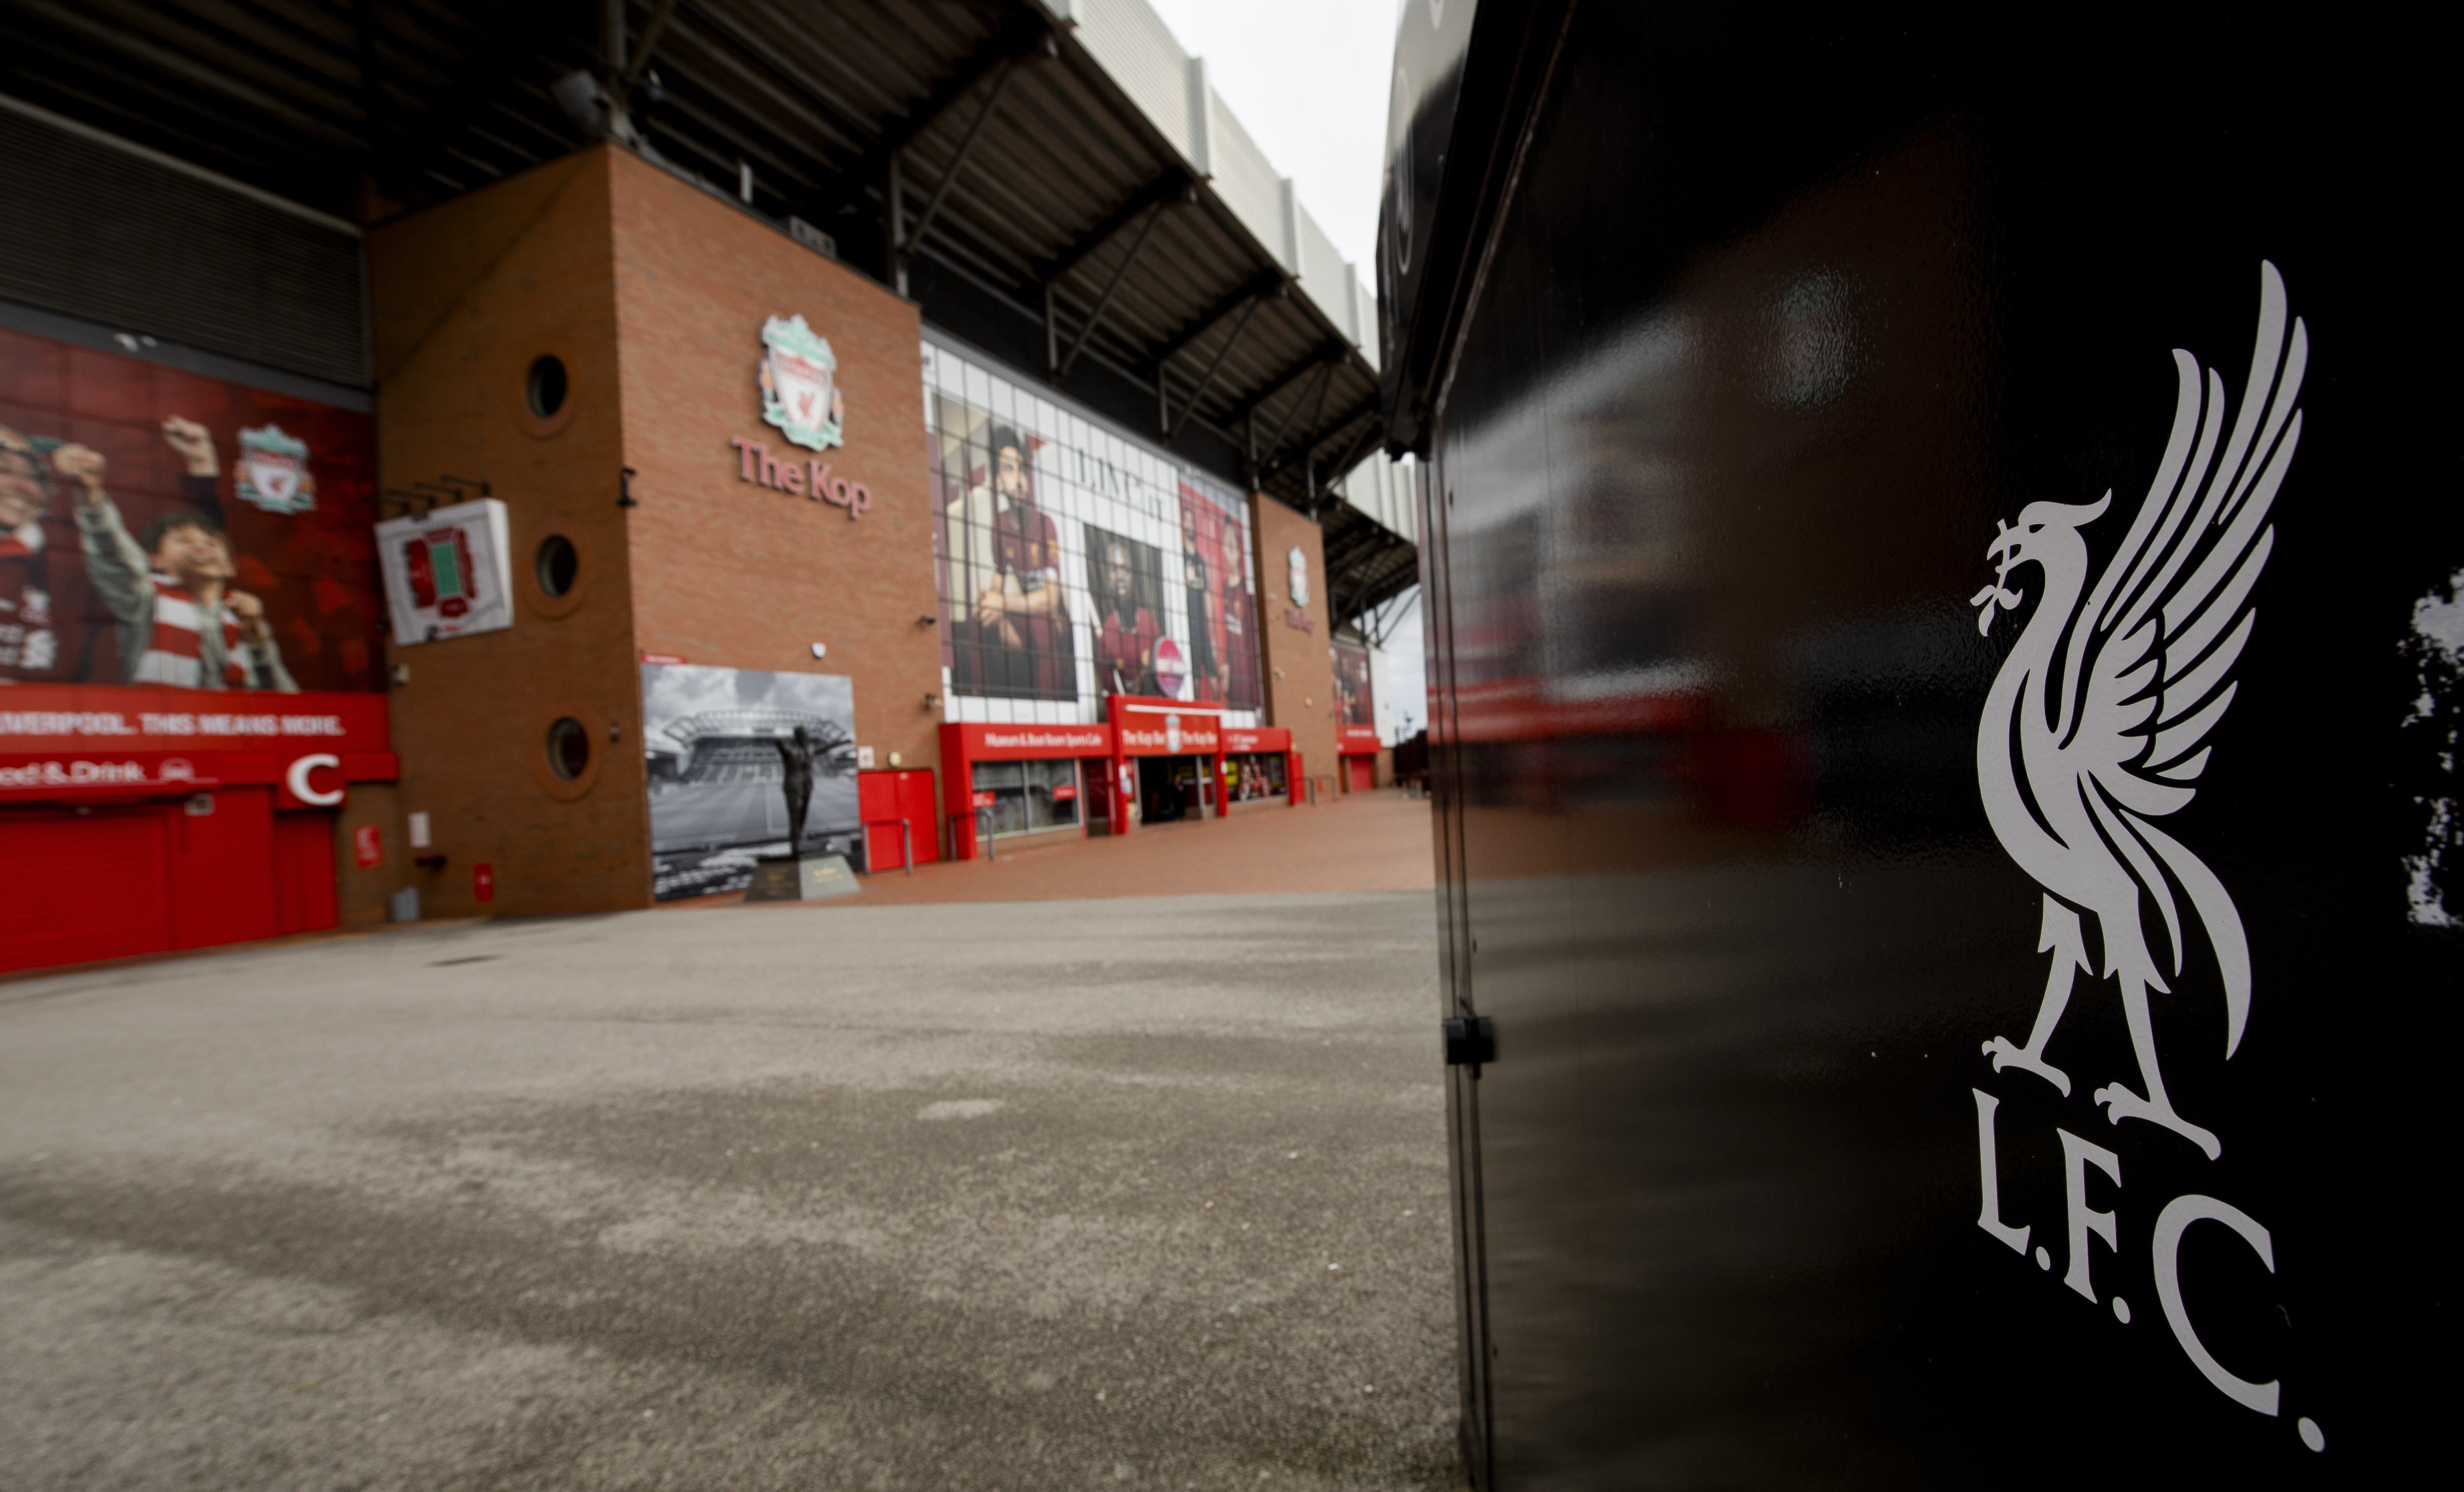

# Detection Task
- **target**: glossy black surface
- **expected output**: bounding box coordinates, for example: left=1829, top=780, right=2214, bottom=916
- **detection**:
left=1399, top=4, right=2448, bottom=1484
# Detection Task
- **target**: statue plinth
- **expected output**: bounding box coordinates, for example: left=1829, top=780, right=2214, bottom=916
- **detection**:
left=745, top=853, right=861, bottom=902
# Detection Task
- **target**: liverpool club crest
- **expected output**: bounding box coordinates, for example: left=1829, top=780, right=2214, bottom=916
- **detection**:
left=1967, top=263, right=2322, bottom=1444
left=759, top=315, right=845, bottom=451
left=234, top=424, right=313, bottom=514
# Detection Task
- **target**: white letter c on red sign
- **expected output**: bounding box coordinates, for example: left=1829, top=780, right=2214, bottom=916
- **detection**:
left=287, top=753, right=344, bottom=807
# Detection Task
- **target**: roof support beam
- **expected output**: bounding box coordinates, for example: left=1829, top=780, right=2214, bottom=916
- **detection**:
left=1315, top=422, right=1386, bottom=510
left=1332, top=421, right=1384, bottom=479
left=1054, top=201, right=1165, bottom=382
left=1165, top=292, right=1266, bottom=440
left=1260, top=358, right=1334, bottom=461
left=1226, top=341, right=1349, bottom=424
left=617, top=0, right=684, bottom=100
left=893, top=53, right=1020, bottom=295
left=1151, top=272, right=1282, bottom=366
left=880, top=20, right=1047, bottom=163
left=369, top=6, right=575, bottom=198
left=1264, top=396, right=1380, bottom=484
left=816, top=13, right=1051, bottom=258
left=904, top=236, right=1245, bottom=451
left=1039, top=171, right=1191, bottom=284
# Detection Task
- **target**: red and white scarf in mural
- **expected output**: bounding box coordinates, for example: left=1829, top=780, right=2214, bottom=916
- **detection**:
left=138, top=573, right=248, bottom=687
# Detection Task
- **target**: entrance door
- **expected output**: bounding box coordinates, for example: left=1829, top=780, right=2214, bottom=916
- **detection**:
left=1346, top=755, right=1377, bottom=792
left=860, top=769, right=941, bottom=868
left=1136, top=755, right=1204, bottom=822
left=271, top=810, right=340, bottom=936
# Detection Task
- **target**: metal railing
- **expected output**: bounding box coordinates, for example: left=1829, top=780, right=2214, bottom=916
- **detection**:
left=862, top=818, right=916, bottom=875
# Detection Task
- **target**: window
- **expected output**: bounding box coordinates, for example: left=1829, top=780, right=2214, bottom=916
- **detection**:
left=1229, top=752, right=1286, bottom=801
left=546, top=717, right=591, bottom=781
left=525, top=355, right=568, bottom=418
left=971, top=759, right=1080, bottom=836
left=535, top=533, right=578, bottom=597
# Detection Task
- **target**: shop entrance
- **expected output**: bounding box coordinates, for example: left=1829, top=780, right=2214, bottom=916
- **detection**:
left=1135, top=755, right=1208, bottom=824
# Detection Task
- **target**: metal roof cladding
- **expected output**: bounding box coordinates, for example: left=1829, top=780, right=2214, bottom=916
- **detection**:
left=0, top=0, right=1417, bottom=627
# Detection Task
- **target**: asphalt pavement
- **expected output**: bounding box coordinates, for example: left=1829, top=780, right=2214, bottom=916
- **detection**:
left=0, top=889, right=1456, bottom=1490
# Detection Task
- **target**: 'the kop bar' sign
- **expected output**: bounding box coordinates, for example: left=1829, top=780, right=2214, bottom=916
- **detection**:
left=1115, top=706, right=1220, bottom=757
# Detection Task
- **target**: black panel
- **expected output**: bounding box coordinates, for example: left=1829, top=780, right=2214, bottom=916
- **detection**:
left=1419, top=3, right=2445, bottom=1484
left=0, top=106, right=368, bottom=388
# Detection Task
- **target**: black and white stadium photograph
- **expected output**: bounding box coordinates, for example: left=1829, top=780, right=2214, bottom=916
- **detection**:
left=638, top=662, right=860, bottom=900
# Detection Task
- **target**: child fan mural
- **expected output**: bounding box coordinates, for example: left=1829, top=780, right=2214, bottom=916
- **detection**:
left=0, top=324, right=381, bottom=691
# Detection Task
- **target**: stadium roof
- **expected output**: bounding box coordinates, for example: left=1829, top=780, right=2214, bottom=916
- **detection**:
left=0, top=0, right=1414, bottom=625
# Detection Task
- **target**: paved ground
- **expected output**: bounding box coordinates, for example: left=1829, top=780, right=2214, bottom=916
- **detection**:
left=0, top=884, right=1456, bottom=1491
left=786, top=791, right=1436, bottom=909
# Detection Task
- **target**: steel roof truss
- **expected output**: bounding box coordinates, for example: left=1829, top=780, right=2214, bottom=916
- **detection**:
left=1165, top=291, right=1264, bottom=440
left=893, top=52, right=1020, bottom=293
left=1054, top=198, right=1167, bottom=382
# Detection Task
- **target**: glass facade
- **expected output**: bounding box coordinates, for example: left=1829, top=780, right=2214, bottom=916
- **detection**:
left=1227, top=752, right=1287, bottom=802
left=923, top=338, right=1263, bottom=726
left=971, top=758, right=1081, bottom=836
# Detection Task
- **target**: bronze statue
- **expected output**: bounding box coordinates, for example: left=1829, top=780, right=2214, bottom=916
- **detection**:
left=773, top=725, right=817, bottom=852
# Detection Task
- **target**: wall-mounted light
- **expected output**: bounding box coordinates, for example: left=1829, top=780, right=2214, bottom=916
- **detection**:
left=618, top=466, right=638, bottom=508
left=923, top=694, right=942, bottom=709
left=810, top=642, right=828, bottom=659
left=918, top=615, right=938, bottom=627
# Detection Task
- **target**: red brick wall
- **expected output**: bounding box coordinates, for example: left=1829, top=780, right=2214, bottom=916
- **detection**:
left=364, top=147, right=944, bottom=920
left=1249, top=494, right=1338, bottom=789
left=607, top=151, right=942, bottom=783
left=368, top=149, right=651, bottom=919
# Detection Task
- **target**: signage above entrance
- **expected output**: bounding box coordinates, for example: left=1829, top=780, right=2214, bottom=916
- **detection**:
left=1113, top=698, right=1222, bottom=757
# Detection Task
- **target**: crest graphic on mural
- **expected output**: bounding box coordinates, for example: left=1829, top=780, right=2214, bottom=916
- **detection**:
left=1972, top=262, right=2305, bottom=1163
left=1154, top=637, right=1189, bottom=701
left=234, top=424, right=313, bottom=513
left=759, top=314, right=845, bottom=451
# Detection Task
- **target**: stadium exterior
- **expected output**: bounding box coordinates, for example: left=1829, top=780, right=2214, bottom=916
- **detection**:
left=0, top=0, right=1416, bottom=971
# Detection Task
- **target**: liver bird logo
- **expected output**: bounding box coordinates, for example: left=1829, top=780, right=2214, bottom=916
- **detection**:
left=1972, top=263, right=2305, bottom=1161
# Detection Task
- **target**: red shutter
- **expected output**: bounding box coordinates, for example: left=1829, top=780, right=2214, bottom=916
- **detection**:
left=0, top=806, right=176, bottom=973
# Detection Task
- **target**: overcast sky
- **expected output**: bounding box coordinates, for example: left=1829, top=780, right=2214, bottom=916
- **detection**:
left=1143, top=0, right=1393, bottom=273
left=1143, top=0, right=1423, bottom=741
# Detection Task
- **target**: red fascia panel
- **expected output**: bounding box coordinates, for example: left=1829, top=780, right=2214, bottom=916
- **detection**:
left=1222, top=726, right=1291, bottom=754
left=0, top=685, right=390, bottom=755
left=944, top=722, right=1114, bottom=761
left=1108, top=694, right=1225, bottom=757
left=940, top=722, right=1117, bottom=819
left=0, top=745, right=400, bottom=809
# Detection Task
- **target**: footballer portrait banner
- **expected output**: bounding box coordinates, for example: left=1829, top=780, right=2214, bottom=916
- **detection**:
left=2, top=322, right=383, bottom=694
left=1333, top=640, right=1377, bottom=748
left=923, top=340, right=1263, bottom=713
